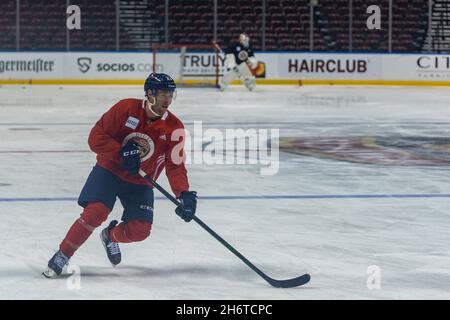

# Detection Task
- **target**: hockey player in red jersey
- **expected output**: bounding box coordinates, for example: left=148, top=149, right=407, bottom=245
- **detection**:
left=43, top=73, right=198, bottom=278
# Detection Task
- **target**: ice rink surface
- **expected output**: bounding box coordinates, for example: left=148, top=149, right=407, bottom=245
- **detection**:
left=0, top=84, right=449, bottom=299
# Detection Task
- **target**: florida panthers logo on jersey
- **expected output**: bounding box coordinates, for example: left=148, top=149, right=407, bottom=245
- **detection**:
left=123, top=132, right=155, bottom=162
left=238, top=50, right=249, bottom=61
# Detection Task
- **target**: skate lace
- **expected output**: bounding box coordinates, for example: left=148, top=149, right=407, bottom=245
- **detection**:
left=107, top=241, right=120, bottom=255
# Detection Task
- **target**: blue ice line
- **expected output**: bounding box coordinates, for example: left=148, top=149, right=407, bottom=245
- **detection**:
left=1, top=194, right=450, bottom=202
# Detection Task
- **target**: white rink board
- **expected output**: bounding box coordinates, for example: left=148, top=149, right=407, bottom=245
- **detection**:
left=0, top=52, right=153, bottom=79
left=1, top=52, right=450, bottom=82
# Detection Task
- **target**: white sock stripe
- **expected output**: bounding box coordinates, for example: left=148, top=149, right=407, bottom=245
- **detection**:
left=78, top=218, right=95, bottom=232
left=65, top=239, right=80, bottom=250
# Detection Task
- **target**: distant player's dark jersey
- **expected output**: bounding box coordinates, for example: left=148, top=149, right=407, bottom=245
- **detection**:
left=225, top=42, right=255, bottom=65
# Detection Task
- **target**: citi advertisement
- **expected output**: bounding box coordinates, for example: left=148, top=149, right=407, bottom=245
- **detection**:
left=381, top=54, right=450, bottom=81
left=416, top=55, right=450, bottom=80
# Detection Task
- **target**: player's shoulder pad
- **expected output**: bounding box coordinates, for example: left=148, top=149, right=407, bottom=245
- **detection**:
left=164, top=111, right=185, bottom=130
left=115, top=98, right=142, bottom=109
left=109, top=98, right=143, bottom=118
left=226, top=41, right=239, bottom=52
left=109, top=98, right=140, bottom=110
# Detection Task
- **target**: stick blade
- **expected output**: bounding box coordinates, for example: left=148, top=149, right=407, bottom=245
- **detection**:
left=267, top=273, right=311, bottom=288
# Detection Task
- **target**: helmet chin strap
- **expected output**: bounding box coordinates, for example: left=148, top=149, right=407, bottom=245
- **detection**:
left=146, top=95, right=162, bottom=118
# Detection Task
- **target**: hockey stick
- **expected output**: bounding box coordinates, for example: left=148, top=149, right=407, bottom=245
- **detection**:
left=138, top=169, right=311, bottom=288
left=212, top=41, right=224, bottom=54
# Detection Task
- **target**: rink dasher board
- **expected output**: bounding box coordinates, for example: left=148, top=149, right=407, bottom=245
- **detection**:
left=1, top=52, right=450, bottom=86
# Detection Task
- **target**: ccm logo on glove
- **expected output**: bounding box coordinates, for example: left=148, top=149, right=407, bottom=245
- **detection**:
left=119, top=141, right=141, bottom=175
left=122, top=149, right=140, bottom=157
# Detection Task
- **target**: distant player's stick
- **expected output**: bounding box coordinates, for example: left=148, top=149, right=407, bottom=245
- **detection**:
left=138, top=169, right=311, bottom=288
left=212, top=40, right=223, bottom=54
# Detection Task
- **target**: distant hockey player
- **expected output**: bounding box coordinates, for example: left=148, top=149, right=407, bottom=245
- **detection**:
left=43, top=73, right=198, bottom=278
left=219, top=33, right=257, bottom=91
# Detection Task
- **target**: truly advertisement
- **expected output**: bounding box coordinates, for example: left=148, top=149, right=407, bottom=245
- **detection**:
left=158, top=52, right=265, bottom=79
left=180, top=53, right=225, bottom=77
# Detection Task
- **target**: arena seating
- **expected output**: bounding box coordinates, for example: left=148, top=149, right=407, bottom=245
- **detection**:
left=0, top=0, right=431, bottom=52
left=68, top=0, right=116, bottom=50
left=18, top=0, right=67, bottom=51
left=0, top=0, right=16, bottom=50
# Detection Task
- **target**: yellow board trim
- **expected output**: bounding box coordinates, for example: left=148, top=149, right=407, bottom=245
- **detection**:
left=295, top=79, right=450, bottom=86
left=0, top=79, right=145, bottom=85
left=2, top=79, right=450, bottom=86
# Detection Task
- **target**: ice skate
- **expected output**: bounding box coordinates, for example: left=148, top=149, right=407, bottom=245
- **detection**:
left=100, top=220, right=122, bottom=266
left=43, top=250, right=70, bottom=278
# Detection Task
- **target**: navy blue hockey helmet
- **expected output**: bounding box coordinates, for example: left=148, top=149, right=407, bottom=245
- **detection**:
left=144, top=73, right=176, bottom=97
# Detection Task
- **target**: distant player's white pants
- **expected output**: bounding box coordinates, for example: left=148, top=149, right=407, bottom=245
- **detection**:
left=237, top=63, right=256, bottom=91
left=219, top=63, right=256, bottom=91
left=219, top=68, right=239, bottom=91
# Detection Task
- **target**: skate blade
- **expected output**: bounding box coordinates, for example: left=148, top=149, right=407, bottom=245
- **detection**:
left=42, top=267, right=58, bottom=278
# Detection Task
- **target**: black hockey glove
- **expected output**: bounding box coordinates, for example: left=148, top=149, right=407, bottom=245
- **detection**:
left=119, top=140, right=141, bottom=175
left=175, top=191, right=198, bottom=222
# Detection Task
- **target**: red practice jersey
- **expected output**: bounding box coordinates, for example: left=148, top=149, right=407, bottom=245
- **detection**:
left=88, top=98, right=189, bottom=198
